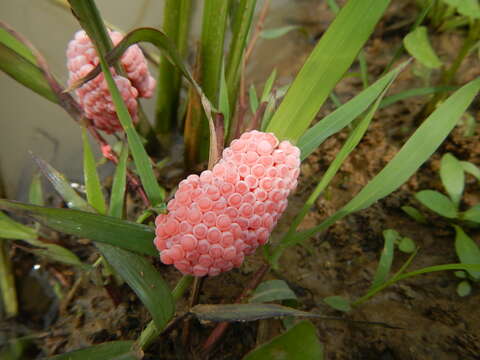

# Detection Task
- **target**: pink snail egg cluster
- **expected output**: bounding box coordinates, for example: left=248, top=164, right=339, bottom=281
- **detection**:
left=154, top=130, right=301, bottom=277
left=66, top=30, right=156, bottom=134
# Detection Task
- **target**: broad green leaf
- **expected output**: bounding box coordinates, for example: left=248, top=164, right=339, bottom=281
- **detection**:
left=249, top=84, right=258, bottom=114
left=0, top=43, right=57, bottom=103
left=261, top=25, right=301, bottom=39
left=461, top=161, right=480, bottom=181
left=454, top=226, right=480, bottom=280
left=33, top=155, right=94, bottom=212
left=277, top=77, right=480, bottom=257
left=260, top=69, right=277, bottom=103
left=190, top=303, right=322, bottom=322
left=82, top=127, right=106, bottom=214
left=401, top=205, right=427, bottom=223
left=49, top=341, right=139, bottom=360
left=415, top=190, right=458, bottom=218
left=371, top=229, right=398, bottom=288
left=440, top=153, right=464, bottom=206
left=456, top=280, right=471, bottom=297
left=323, top=296, right=351, bottom=312
left=243, top=321, right=324, bottom=360
left=298, top=62, right=407, bottom=160
left=461, top=204, right=480, bottom=223
left=249, top=280, right=297, bottom=303
left=98, top=244, right=174, bottom=330
left=28, top=172, right=44, bottom=206
left=108, top=144, right=128, bottom=218
left=403, top=26, right=442, bottom=69
left=457, top=0, right=480, bottom=19
left=266, top=0, right=390, bottom=142
left=398, top=237, right=416, bottom=253
left=0, top=200, right=157, bottom=256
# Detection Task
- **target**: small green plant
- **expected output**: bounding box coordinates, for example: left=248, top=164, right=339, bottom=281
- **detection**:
left=403, top=153, right=480, bottom=296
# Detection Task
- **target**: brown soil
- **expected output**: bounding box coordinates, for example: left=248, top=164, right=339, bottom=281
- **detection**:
left=2, top=1, right=480, bottom=360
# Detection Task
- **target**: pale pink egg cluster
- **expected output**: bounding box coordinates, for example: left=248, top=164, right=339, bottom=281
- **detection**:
left=154, top=130, right=301, bottom=277
left=66, top=30, right=156, bottom=133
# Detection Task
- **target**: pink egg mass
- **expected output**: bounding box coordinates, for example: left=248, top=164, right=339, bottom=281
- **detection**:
left=66, top=30, right=156, bottom=134
left=154, top=130, right=301, bottom=277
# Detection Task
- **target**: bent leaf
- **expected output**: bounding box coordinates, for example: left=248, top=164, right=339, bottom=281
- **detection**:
left=440, top=153, right=464, bottom=206
left=371, top=229, right=398, bottom=289
left=190, top=303, right=321, bottom=322
left=454, top=226, right=480, bottom=280
left=243, top=321, right=324, bottom=360
left=0, top=200, right=156, bottom=256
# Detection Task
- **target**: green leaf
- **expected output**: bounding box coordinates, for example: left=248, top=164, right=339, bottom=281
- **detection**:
left=0, top=26, right=36, bottom=63
left=260, top=25, right=301, bottom=39
left=398, top=237, right=416, bottom=253
left=401, top=205, right=427, bottom=223
left=371, top=229, right=398, bottom=288
left=457, top=0, right=480, bottom=19
left=415, top=190, right=458, bottom=218
left=82, top=128, right=106, bottom=214
left=243, top=321, right=324, bottom=360
left=249, top=280, right=297, bottom=303
left=28, top=172, right=44, bottom=206
left=190, top=303, right=322, bottom=322
left=454, top=226, right=480, bottom=280
left=440, top=153, right=464, bottom=206
left=108, top=144, right=128, bottom=218
left=454, top=270, right=466, bottom=279
left=461, top=161, right=480, bottom=182
left=462, top=204, right=480, bottom=224
left=266, top=0, right=390, bottom=142
left=323, top=296, right=351, bottom=312
left=260, top=69, right=277, bottom=103
left=0, top=211, right=37, bottom=241
left=456, top=280, right=471, bottom=297
left=297, top=61, right=407, bottom=160
left=97, top=244, right=174, bottom=330
left=277, top=76, right=480, bottom=257
left=403, top=26, right=442, bottom=69
left=249, top=84, right=259, bottom=114
left=48, top=341, right=139, bottom=360
left=33, top=155, right=94, bottom=212
left=380, top=86, right=456, bottom=108
left=0, top=43, right=57, bottom=103
left=0, top=200, right=157, bottom=256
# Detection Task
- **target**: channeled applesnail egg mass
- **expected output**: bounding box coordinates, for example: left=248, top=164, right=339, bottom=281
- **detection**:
left=154, top=130, right=301, bottom=277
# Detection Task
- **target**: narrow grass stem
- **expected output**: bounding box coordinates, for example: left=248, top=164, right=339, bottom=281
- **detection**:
left=0, top=242, right=18, bottom=317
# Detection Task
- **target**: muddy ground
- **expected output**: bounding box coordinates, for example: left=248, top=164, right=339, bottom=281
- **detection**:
left=2, top=1, right=480, bottom=359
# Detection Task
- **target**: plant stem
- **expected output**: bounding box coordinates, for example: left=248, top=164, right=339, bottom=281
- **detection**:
left=0, top=242, right=18, bottom=317
left=137, top=275, right=194, bottom=349
left=155, top=0, right=192, bottom=139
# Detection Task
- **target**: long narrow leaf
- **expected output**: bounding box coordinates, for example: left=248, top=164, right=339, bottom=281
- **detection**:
left=266, top=0, right=391, bottom=142
left=82, top=127, right=106, bottom=214
left=277, top=77, right=480, bottom=256
left=49, top=341, right=139, bottom=360
left=108, top=144, right=128, bottom=218
left=370, top=229, right=397, bottom=289
left=297, top=62, right=407, bottom=160
left=0, top=200, right=156, bottom=256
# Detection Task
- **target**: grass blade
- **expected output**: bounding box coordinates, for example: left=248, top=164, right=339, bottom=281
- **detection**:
left=0, top=200, right=156, bottom=256
left=0, top=242, right=18, bottom=317
left=28, top=172, right=44, bottom=206
left=108, top=144, right=128, bottom=218
left=278, top=77, right=480, bottom=257
left=297, top=62, right=407, bottom=160
left=370, top=229, right=397, bottom=289
left=260, top=69, right=277, bottom=103
left=379, top=85, right=456, bottom=108
left=403, top=26, right=442, bottom=69
left=82, top=127, right=106, bottom=214
left=266, top=0, right=391, bottom=142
